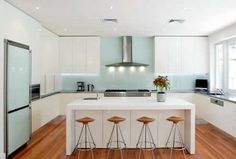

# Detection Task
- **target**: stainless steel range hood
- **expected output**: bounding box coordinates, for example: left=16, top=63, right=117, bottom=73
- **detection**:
left=106, top=36, right=149, bottom=67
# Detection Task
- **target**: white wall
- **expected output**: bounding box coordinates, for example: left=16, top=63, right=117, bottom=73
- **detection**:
left=0, top=0, right=4, bottom=157
left=0, top=0, right=59, bottom=157
left=209, top=22, right=236, bottom=90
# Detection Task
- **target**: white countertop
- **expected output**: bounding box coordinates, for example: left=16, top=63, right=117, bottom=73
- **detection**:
left=67, top=97, right=195, bottom=110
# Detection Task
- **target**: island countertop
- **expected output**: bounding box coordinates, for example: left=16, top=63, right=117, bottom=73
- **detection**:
left=67, top=97, right=195, bottom=110
left=66, top=97, right=195, bottom=155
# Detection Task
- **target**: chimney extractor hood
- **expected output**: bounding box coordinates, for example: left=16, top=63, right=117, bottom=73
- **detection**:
left=106, top=36, right=149, bottom=67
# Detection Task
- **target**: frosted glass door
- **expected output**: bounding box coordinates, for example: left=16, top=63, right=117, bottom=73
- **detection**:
left=7, top=45, right=30, bottom=112
left=7, top=107, right=30, bottom=154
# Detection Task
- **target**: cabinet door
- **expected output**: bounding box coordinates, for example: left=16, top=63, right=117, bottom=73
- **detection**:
left=155, top=37, right=182, bottom=73
left=193, top=37, right=208, bottom=74
left=103, top=111, right=131, bottom=147
left=59, top=38, right=73, bottom=73
left=75, top=111, right=103, bottom=147
left=130, top=111, right=158, bottom=147
left=73, top=37, right=86, bottom=73
left=182, top=37, right=196, bottom=73
left=86, top=37, right=100, bottom=74
left=59, top=93, right=76, bottom=115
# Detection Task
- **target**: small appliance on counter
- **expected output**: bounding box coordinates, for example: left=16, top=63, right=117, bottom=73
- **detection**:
left=77, top=81, right=85, bottom=92
left=195, top=79, right=208, bottom=92
left=87, top=84, right=95, bottom=92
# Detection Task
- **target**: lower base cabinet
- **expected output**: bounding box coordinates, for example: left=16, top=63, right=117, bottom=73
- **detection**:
left=194, top=94, right=236, bottom=138
left=31, top=94, right=60, bottom=132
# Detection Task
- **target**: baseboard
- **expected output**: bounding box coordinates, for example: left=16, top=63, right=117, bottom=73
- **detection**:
left=0, top=153, right=6, bottom=159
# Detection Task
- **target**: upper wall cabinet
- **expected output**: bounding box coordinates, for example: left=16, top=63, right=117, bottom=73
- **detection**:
left=59, top=37, right=100, bottom=74
left=154, top=37, right=209, bottom=74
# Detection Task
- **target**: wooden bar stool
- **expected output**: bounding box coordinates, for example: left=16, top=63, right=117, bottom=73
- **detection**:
left=136, top=116, right=156, bottom=159
left=107, top=116, right=126, bottom=159
left=165, top=116, right=186, bottom=159
left=75, top=117, right=96, bottom=159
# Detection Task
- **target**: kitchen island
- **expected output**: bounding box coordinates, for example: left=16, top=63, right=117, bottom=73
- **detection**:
left=66, top=97, right=195, bottom=155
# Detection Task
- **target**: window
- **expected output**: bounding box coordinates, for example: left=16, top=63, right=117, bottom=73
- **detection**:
left=215, top=38, right=236, bottom=93
left=215, top=44, right=224, bottom=89
left=228, top=41, right=236, bottom=90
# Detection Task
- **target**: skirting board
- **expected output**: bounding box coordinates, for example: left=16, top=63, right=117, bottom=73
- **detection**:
left=0, top=153, right=5, bottom=159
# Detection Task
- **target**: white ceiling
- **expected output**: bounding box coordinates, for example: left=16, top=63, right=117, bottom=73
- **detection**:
left=5, top=0, right=236, bottom=36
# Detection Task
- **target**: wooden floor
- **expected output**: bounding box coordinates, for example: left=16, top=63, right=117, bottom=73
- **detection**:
left=11, top=115, right=236, bottom=159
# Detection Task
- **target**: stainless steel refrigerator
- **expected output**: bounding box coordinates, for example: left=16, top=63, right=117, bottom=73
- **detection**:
left=4, top=40, right=31, bottom=157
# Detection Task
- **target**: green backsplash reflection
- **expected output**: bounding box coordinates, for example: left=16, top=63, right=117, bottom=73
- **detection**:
left=61, top=37, right=207, bottom=91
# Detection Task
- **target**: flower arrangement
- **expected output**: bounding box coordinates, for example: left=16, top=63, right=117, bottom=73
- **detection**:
left=153, top=76, right=170, bottom=92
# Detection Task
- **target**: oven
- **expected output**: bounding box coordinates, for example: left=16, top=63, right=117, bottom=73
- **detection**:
left=30, top=84, right=40, bottom=101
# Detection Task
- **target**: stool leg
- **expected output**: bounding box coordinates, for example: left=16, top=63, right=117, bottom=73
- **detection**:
left=165, top=123, right=174, bottom=147
left=87, top=124, right=96, bottom=148
left=76, top=124, right=85, bottom=149
left=107, top=124, right=115, bottom=148
left=170, top=124, right=177, bottom=159
left=147, top=125, right=156, bottom=159
left=136, top=124, right=145, bottom=148
left=177, top=124, right=186, bottom=159
left=116, top=124, right=119, bottom=149
left=118, top=124, right=126, bottom=148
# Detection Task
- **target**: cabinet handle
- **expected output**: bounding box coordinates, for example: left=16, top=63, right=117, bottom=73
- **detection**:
left=54, top=74, right=56, bottom=92
left=44, top=75, right=46, bottom=94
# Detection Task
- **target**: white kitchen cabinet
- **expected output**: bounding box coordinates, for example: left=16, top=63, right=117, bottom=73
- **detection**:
left=86, top=37, right=100, bottom=73
left=75, top=111, right=103, bottom=147
left=155, top=37, right=208, bottom=74
left=194, top=94, right=236, bottom=137
left=73, top=37, right=87, bottom=73
left=59, top=37, right=100, bottom=74
left=40, top=28, right=60, bottom=95
left=59, top=93, right=76, bottom=115
left=59, top=37, right=73, bottom=73
left=103, top=111, right=131, bottom=147
left=31, top=94, right=60, bottom=132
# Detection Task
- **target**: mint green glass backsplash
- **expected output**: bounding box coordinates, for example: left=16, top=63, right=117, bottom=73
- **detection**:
left=62, top=37, right=207, bottom=91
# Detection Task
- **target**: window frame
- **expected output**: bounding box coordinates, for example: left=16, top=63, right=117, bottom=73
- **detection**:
left=227, top=38, right=236, bottom=93
left=214, top=38, right=236, bottom=94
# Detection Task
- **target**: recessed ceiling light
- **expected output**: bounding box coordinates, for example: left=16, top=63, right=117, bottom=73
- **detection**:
left=169, top=19, right=186, bottom=24
left=102, top=19, right=118, bottom=23
left=35, top=6, right=40, bottom=10
left=63, top=28, right=68, bottom=32
left=183, top=7, right=187, bottom=11
left=109, top=6, right=113, bottom=10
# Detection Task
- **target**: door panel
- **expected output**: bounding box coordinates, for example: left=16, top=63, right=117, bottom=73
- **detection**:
left=7, top=107, right=30, bottom=155
left=7, top=45, right=30, bottom=111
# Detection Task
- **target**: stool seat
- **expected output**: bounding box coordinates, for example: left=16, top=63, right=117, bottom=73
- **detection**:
left=167, top=116, right=184, bottom=123
left=76, top=117, right=94, bottom=124
left=137, top=116, right=155, bottom=124
left=107, top=116, right=126, bottom=123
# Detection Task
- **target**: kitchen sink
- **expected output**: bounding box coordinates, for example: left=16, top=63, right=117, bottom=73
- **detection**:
left=83, top=97, right=99, bottom=100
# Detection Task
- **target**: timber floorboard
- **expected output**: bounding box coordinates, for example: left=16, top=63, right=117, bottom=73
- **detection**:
left=11, top=115, right=236, bottom=159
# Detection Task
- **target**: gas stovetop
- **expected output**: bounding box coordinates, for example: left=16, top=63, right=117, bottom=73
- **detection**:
left=104, top=89, right=151, bottom=97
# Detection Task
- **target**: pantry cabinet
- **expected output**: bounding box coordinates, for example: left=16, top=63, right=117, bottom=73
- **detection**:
left=155, top=37, right=208, bottom=74
left=40, top=28, right=60, bottom=95
left=59, top=37, right=100, bottom=74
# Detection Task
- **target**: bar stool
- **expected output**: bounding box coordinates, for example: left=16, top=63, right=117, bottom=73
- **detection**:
left=136, top=116, right=156, bottom=159
left=165, top=116, right=186, bottom=159
left=107, top=116, right=126, bottom=159
left=75, top=117, right=96, bottom=159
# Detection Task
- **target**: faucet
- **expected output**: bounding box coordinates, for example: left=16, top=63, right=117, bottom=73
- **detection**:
left=216, top=89, right=224, bottom=95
